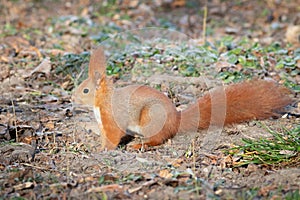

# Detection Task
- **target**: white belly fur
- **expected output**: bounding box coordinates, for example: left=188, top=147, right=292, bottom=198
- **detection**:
left=93, top=106, right=103, bottom=127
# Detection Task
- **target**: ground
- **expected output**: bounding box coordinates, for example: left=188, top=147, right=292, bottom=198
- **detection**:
left=0, top=1, right=299, bottom=199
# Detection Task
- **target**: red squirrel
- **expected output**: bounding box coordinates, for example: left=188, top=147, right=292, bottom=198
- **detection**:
left=73, top=48, right=179, bottom=149
left=73, top=47, right=293, bottom=150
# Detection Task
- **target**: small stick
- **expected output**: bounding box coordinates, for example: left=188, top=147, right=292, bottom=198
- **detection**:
left=202, top=0, right=208, bottom=42
left=11, top=99, right=18, bottom=142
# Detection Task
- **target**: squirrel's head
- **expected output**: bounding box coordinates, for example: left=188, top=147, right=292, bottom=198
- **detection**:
left=71, top=47, right=107, bottom=106
left=72, top=77, right=95, bottom=106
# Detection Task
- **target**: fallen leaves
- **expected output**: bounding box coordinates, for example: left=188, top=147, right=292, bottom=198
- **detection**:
left=258, top=185, right=278, bottom=197
left=0, top=143, right=36, bottom=164
left=159, top=169, right=173, bottom=179
left=13, top=182, right=34, bottom=191
left=25, top=57, right=51, bottom=78
left=127, top=180, right=157, bottom=194
left=85, top=184, right=123, bottom=193
left=0, top=65, right=10, bottom=80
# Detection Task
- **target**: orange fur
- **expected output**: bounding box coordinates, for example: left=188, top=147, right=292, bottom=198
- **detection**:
left=74, top=47, right=293, bottom=150
left=94, top=76, right=180, bottom=149
left=94, top=74, right=125, bottom=149
left=180, top=80, right=292, bottom=132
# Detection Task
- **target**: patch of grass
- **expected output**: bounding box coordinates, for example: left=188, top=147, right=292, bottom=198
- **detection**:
left=96, top=0, right=120, bottom=18
left=2, top=22, right=18, bottom=36
left=235, top=188, right=300, bottom=200
left=285, top=189, right=300, bottom=200
left=9, top=197, right=27, bottom=200
left=283, top=78, right=300, bottom=93
left=217, top=70, right=251, bottom=83
left=101, top=38, right=219, bottom=78
left=119, top=173, right=143, bottom=183
left=235, top=187, right=260, bottom=200
left=51, top=51, right=90, bottom=83
left=213, top=38, right=300, bottom=84
left=158, top=18, right=178, bottom=30
left=227, top=125, right=300, bottom=167
left=90, top=23, right=123, bottom=43
left=97, top=173, right=142, bottom=186
left=61, top=34, right=299, bottom=92
left=50, top=15, right=95, bottom=37
left=174, top=177, right=202, bottom=194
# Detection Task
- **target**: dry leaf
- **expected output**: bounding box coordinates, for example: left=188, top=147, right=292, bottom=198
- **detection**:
left=246, top=163, right=258, bottom=173
left=0, top=65, right=10, bottom=80
left=29, top=46, right=42, bottom=59
left=4, top=36, right=31, bottom=53
left=26, top=57, right=51, bottom=78
left=86, top=184, right=123, bottom=193
left=279, top=150, right=295, bottom=156
left=159, top=169, right=173, bottom=179
left=13, top=182, right=34, bottom=191
left=0, top=55, right=10, bottom=63
left=172, top=0, right=186, bottom=8
left=44, top=122, right=55, bottom=130
left=258, top=185, right=277, bottom=196
left=171, top=158, right=184, bottom=167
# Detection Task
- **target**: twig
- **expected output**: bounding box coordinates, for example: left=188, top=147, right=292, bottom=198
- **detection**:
left=21, top=163, right=55, bottom=171
left=192, top=139, right=200, bottom=196
left=11, top=99, right=18, bottom=142
left=202, top=0, right=208, bottom=42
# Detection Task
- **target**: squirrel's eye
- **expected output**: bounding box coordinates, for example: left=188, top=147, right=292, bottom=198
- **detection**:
left=83, top=88, right=89, bottom=94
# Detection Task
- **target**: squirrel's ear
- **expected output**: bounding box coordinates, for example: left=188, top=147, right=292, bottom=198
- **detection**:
left=95, top=72, right=108, bottom=90
left=94, top=71, right=101, bottom=85
left=88, top=47, right=106, bottom=78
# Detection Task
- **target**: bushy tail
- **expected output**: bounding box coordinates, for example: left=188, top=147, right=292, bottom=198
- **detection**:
left=179, top=79, right=293, bottom=132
